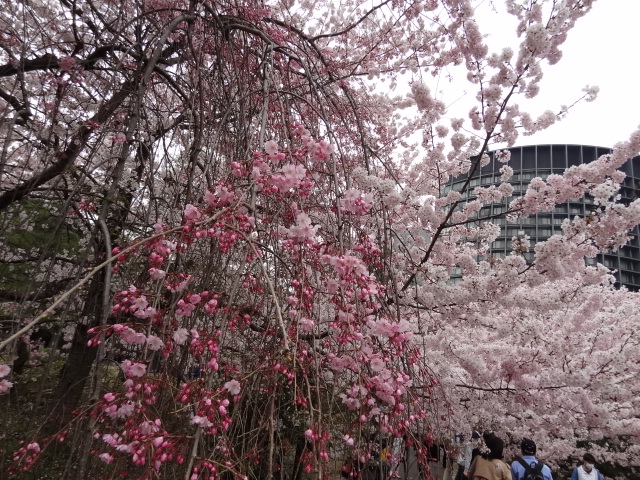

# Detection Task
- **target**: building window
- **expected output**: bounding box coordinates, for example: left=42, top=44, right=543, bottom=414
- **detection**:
left=509, top=148, right=522, bottom=171
left=522, top=146, right=536, bottom=170
left=537, top=145, right=551, bottom=168
left=568, top=145, right=581, bottom=166
left=554, top=205, right=567, bottom=213
left=603, top=256, right=618, bottom=268
left=620, top=259, right=635, bottom=271
left=552, top=145, right=566, bottom=169
left=569, top=204, right=583, bottom=215
left=583, top=146, right=597, bottom=163
left=633, top=155, right=640, bottom=178
left=596, top=147, right=612, bottom=158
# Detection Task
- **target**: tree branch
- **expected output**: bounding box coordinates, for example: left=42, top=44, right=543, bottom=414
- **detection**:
left=0, top=80, right=134, bottom=212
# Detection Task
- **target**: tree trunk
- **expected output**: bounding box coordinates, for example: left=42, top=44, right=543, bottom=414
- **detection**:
left=44, top=275, right=103, bottom=435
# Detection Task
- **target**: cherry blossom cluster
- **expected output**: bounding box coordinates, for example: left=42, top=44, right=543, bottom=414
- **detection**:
left=8, top=442, right=41, bottom=474
left=94, top=392, right=180, bottom=472
left=5, top=0, right=640, bottom=477
left=0, top=363, right=12, bottom=393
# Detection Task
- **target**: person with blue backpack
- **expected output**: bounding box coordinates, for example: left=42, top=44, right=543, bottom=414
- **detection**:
left=510, top=438, right=553, bottom=480
left=571, top=453, right=604, bottom=480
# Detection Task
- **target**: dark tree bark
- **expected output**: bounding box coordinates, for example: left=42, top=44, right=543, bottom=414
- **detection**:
left=44, top=276, right=103, bottom=434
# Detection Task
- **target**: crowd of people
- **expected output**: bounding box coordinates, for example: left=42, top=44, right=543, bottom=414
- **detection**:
left=340, top=429, right=606, bottom=480
left=441, top=429, right=604, bottom=480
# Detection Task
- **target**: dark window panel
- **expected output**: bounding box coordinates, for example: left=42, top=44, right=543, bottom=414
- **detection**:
left=582, top=146, right=596, bottom=163
left=554, top=205, right=567, bottom=213
left=620, top=158, right=632, bottom=175
left=603, top=255, right=618, bottom=268
left=522, top=146, right=536, bottom=170
left=569, top=203, right=584, bottom=215
left=537, top=145, right=551, bottom=168
left=552, top=145, right=566, bottom=169
left=509, top=148, right=522, bottom=171
left=596, top=147, right=611, bottom=158
left=633, top=155, right=640, bottom=178
left=567, top=145, right=581, bottom=166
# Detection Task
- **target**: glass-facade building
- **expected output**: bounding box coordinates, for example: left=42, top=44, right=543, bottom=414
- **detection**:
left=445, top=144, right=640, bottom=290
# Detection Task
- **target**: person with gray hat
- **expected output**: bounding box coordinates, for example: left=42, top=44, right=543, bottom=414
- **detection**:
left=510, top=438, right=553, bottom=480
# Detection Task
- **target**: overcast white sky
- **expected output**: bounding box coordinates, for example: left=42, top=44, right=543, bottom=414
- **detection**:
left=434, top=0, right=640, bottom=150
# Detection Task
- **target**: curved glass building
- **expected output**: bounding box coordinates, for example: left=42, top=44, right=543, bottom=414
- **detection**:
left=445, top=144, right=640, bottom=290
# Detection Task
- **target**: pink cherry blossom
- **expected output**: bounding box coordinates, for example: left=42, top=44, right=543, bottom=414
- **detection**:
left=121, top=360, right=147, bottom=378
left=283, top=212, right=318, bottom=242
left=183, top=204, right=202, bottom=222
left=98, top=453, right=114, bottom=464
left=172, top=328, right=189, bottom=345
left=264, top=140, right=279, bottom=157
left=223, top=379, right=241, bottom=396
left=148, top=268, right=166, bottom=280
left=146, top=335, right=164, bottom=351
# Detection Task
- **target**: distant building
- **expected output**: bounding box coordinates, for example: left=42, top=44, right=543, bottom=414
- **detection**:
left=446, top=144, right=640, bottom=290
